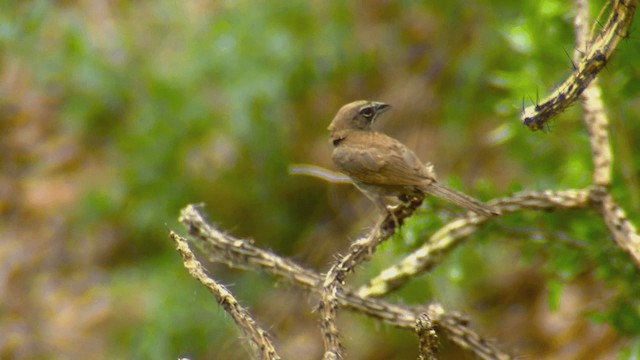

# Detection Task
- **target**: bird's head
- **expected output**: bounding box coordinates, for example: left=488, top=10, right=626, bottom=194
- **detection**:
left=328, top=100, right=391, bottom=141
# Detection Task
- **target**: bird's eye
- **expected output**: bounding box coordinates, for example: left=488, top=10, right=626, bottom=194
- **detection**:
left=359, top=107, right=375, bottom=118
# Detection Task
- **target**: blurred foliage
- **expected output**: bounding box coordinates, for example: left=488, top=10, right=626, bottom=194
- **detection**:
left=1, top=0, right=639, bottom=359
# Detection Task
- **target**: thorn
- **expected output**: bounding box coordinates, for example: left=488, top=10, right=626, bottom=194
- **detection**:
left=624, top=26, right=637, bottom=41
left=563, top=47, right=577, bottom=70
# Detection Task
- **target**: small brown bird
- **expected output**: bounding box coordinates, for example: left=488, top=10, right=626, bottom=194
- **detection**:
left=328, top=100, right=498, bottom=217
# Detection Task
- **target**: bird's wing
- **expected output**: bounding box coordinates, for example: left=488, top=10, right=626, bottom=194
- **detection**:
left=332, top=132, right=436, bottom=186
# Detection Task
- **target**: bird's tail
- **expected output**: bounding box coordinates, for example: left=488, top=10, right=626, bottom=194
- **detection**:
left=424, top=182, right=499, bottom=217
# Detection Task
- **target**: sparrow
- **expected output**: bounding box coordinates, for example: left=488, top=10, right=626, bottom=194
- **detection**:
left=328, top=100, right=498, bottom=217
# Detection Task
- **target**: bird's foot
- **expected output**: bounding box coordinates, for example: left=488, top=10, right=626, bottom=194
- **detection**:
left=384, top=205, right=402, bottom=231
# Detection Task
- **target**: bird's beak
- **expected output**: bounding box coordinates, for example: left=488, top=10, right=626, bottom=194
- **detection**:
left=373, top=102, right=391, bottom=115
left=370, top=102, right=391, bottom=124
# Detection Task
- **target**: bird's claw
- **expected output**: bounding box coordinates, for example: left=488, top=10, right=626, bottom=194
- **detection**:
left=385, top=204, right=402, bottom=231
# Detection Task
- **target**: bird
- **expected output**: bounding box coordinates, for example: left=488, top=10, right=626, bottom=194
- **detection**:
left=328, top=100, right=498, bottom=217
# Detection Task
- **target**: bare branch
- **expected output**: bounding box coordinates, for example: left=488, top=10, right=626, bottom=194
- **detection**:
left=522, top=0, right=637, bottom=131
left=177, top=204, right=513, bottom=359
left=572, top=0, right=640, bottom=266
left=573, top=0, right=591, bottom=60
left=358, top=189, right=590, bottom=298
left=574, top=0, right=613, bottom=186
left=597, top=193, right=640, bottom=267
left=437, top=307, right=512, bottom=360
left=168, top=231, right=280, bottom=360
left=179, top=204, right=413, bottom=325
left=416, top=313, right=439, bottom=360
left=580, top=83, right=612, bottom=186
left=320, top=198, right=423, bottom=359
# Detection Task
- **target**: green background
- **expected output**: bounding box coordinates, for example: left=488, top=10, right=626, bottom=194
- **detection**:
left=1, top=0, right=639, bottom=358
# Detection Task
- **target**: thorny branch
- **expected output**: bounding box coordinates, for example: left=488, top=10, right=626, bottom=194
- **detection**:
left=416, top=313, right=439, bottom=360
left=574, top=0, right=613, bottom=187
left=357, top=189, right=592, bottom=298
left=320, top=197, right=422, bottom=360
left=169, top=231, right=280, bottom=360
left=598, top=193, right=640, bottom=267
left=178, top=204, right=513, bottom=360
left=573, top=0, right=640, bottom=267
left=521, top=0, right=637, bottom=131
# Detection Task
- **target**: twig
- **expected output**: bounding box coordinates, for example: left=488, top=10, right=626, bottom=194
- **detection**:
left=578, top=81, right=612, bottom=186
left=416, top=313, right=439, bottom=360
left=521, top=0, right=637, bottom=131
left=168, top=231, right=280, bottom=360
left=319, top=198, right=423, bottom=359
left=320, top=220, right=385, bottom=359
left=572, top=0, right=640, bottom=266
left=357, top=189, right=590, bottom=298
left=596, top=192, right=640, bottom=267
left=437, top=307, right=512, bottom=360
left=179, top=204, right=413, bottom=326
left=178, top=204, right=513, bottom=359
left=574, top=0, right=613, bottom=186
left=573, top=0, right=591, bottom=60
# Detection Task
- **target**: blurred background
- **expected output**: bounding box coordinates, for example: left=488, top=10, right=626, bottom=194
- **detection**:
left=1, top=0, right=639, bottom=359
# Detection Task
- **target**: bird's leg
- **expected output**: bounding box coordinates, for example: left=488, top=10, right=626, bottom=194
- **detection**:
left=384, top=195, right=422, bottom=232
left=397, top=194, right=413, bottom=207
left=368, top=195, right=401, bottom=231
left=381, top=197, right=406, bottom=231
left=397, top=194, right=425, bottom=215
